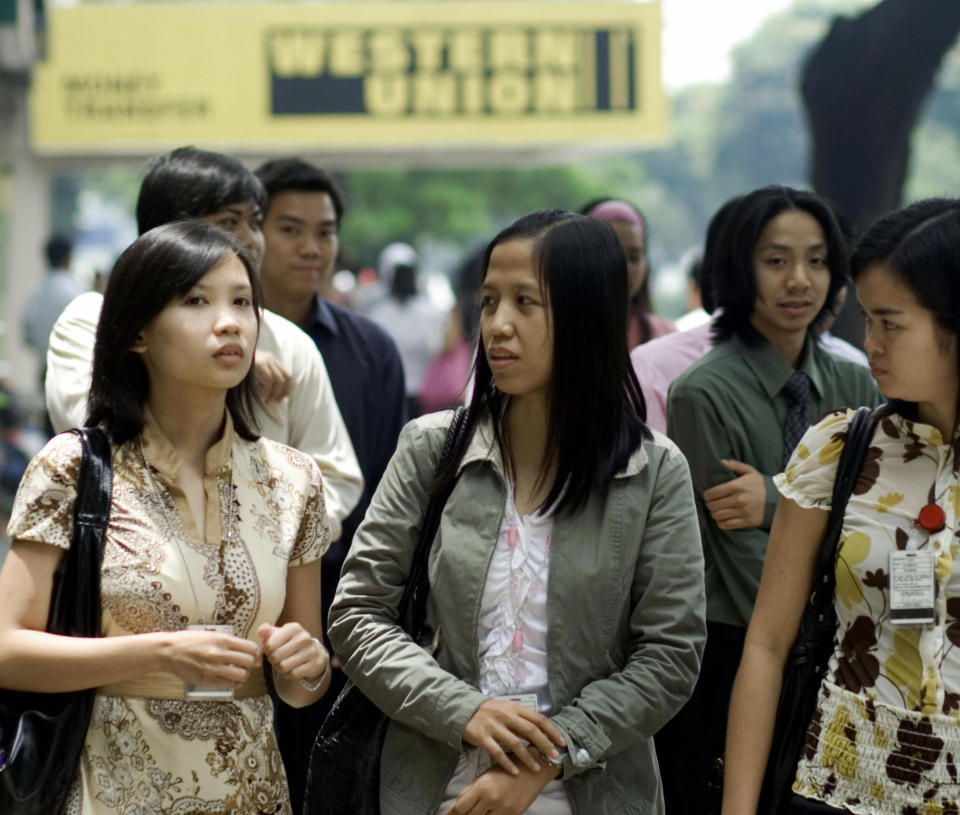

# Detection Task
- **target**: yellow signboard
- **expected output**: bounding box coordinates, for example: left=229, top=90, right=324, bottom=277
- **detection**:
left=31, top=1, right=666, bottom=155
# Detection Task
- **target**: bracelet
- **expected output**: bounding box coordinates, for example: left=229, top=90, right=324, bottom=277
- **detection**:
left=540, top=748, right=568, bottom=773
left=299, top=638, right=331, bottom=691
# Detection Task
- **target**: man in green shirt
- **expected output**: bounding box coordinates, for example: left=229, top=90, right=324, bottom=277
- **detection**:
left=658, top=186, right=881, bottom=814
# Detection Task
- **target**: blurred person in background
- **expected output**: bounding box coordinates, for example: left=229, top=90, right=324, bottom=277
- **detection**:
left=420, top=244, right=484, bottom=415
left=22, top=234, right=84, bottom=426
left=43, top=146, right=363, bottom=543
left=367, top=241, right=445, bottom=417
left=674, top=255, right=712, bottom=331
left=419, top=302, right=474, bottom=414
left=581, top=198, right=675, bottom=348
left=254, top=156, right=407, bottom=812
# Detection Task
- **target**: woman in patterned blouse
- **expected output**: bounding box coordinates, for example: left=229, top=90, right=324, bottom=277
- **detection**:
left=724, top=198, right=960, bottom=815
left=0, top=220, right=331, bottom=814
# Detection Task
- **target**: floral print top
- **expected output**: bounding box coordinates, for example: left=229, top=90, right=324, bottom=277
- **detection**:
left=7, top=413, right=329, bottom=815
left=775, top=407, right=960, bottom=813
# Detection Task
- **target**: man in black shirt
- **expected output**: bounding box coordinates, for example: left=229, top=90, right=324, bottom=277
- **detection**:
left=255, top=158, right=407, bottom=811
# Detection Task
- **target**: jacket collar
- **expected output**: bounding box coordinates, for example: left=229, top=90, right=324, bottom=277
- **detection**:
left=456, top=411, right=648, bottom=481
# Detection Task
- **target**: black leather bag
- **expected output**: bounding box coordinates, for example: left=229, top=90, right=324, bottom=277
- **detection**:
left=0, top=427, right=113, bottom=815
left=757, top=406, right=878, bottom=815
left=304, top=407, right=469, bottom=815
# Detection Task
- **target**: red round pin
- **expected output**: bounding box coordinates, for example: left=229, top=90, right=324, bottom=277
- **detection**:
left=917, top=504, right=946, bottom=533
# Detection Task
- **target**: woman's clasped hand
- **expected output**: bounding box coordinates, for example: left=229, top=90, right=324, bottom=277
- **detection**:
left=155, top=627, right=261, bottom=688
left=257, top=622, right=330, bottom=686
left=462, top=698, right=566, bottom=775
left=447, top=699, right=566, bottom=815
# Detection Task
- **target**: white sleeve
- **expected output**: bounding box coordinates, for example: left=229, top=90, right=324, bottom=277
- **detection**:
left=44, top=292, right=102, bottom=432
left=258, top=311, right=363, bottom=541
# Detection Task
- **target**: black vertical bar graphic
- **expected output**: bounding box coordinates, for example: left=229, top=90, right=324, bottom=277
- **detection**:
left=628, top=32, right=636, bottom=110
left=595, top=30, right=610, bottom=111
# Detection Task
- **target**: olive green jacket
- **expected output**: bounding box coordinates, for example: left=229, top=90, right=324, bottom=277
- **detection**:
left=329, top=411, right=706, bottom=814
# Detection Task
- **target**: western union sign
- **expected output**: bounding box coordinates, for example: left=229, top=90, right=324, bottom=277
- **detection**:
left=31, top=2, right=666, bottom=154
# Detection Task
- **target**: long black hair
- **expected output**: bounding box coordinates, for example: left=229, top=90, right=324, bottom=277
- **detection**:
left=851, top=197, right=960, bottom=421
left=136, top=147, right=267, bottom=233
left=711, top=185, right=850, bottom=345
left=436, top=210, right=650, bottom=516
left=87, top=221, right=262, bottom=443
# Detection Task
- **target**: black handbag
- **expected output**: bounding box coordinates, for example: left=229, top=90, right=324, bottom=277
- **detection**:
left=757, top=406, right=879, bottom=815
left=304, top=407, right=470, bottom=815
left=0, top=427, right=113, bottom=814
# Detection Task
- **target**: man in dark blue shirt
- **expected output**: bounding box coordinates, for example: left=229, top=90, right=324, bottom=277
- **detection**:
left=255, top=158, right=406, bottom=811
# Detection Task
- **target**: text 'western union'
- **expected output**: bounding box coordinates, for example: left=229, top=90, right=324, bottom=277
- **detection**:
left=266, top=26, right=637, bottom=116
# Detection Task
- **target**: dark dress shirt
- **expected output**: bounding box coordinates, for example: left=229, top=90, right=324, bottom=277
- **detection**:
left=304, top=295, right=407, bottom=554
left=275, top=294, right=406, bottom=813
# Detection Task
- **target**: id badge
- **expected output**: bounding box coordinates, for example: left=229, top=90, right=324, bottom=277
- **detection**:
left=497, top=693, right=539, bottom=712
left=185, top=624, right=236, bottom=701
left=889, top=550, right=936, bottom=625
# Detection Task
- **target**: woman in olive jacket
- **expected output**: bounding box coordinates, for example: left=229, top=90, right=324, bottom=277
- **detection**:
left=328, top=210, right=706, bottom=815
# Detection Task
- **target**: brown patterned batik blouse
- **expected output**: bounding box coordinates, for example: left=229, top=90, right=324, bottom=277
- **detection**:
left=7, top=412, right=329, bottom=815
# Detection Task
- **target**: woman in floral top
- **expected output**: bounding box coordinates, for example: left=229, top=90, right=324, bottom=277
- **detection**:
left=724, top=198, right=960, bottom=815
left=0, top=221, right=331, bottom=814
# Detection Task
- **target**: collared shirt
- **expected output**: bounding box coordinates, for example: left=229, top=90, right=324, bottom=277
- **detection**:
left=44, top=291, right=362, bottom=540
left=632, top=311, right=871, bottom=434
left=667, top=335, right=881, bottom=627
left=632, top=319, right=715, bottom=434
left=303, top=294, right=406, bottom=545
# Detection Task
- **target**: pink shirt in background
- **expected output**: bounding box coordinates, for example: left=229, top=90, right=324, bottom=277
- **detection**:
left=627, top=310, right=676, bottom=350
left=630, top=311, right=870, bottom=433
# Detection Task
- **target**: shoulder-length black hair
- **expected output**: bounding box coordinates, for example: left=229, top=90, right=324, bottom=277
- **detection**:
left=711, top=185, right=850, bottom=345
left=851, top=197, right=960, bottom=420
left=436, top=209, right=650, bottom=516
left=87, top=220, right=262, bottom=444
left=136, top=147, right=267, bottom=234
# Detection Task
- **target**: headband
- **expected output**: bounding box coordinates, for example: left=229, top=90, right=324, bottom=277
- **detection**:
left=586, top=200, right=646, bottom=237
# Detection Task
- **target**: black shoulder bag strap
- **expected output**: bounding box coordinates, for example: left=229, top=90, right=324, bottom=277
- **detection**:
left=399, top=405, right=470, bottom=641
left=48, top=427, right=114, bottom=638
left=813, top=406, right=880, bottom=618
left=0, top=427, right=112, bottom=813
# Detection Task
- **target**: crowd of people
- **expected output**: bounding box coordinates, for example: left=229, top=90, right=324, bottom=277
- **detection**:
left=0, top=144, right=957, bottom=815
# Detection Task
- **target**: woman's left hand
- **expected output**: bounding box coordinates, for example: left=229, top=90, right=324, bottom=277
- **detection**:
left=254, top=351, right=292, bottom=404
left=448, top=757, right=560, bottom=815
left=256, top=622, right=328, bottom=685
